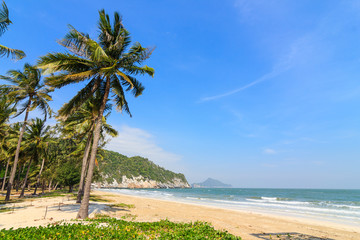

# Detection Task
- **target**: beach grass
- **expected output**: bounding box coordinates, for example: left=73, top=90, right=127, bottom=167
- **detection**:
left=0, top=189, right=71, bottom=205
left=0, top=207, right=12, bottom=213
left=88, top=194, right=112, bottom=202
left=0, top=217, right=241, bottom=239
left=107, top=202, right=135, bottom=209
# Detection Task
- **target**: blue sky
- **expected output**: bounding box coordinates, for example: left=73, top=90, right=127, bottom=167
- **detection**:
left=1, top=0, right=360, bottom=188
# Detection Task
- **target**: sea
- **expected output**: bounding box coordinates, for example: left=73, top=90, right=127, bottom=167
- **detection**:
left=99, top=188, right=360, bottom=227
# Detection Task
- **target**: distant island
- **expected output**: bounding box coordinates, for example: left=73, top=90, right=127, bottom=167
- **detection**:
left=192, top=178, right=232, bottom=188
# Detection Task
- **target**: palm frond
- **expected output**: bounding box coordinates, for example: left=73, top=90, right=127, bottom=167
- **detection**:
left=120, top=43, right=154, bottom=65
left=125, top=75, right=144, bottom=97
left=110, top=75, right=131, bottom=116
left=125, top=65, right=155, bottom=77
left=58, top=27, right=92, bottom=58
left=65, top=24, right=110, bottom=62
left=58, top=77, right=100, bottom=117
left=0, top=1, right=11, bottom=36
left=102, top=122, right=118, bottom=137
left=0, top=44, right=25, bottom=60
left=32, top=97, right=52, bottom=120
left=13, top=99, right=29, bottom=118
left=38, top=52, right=92, bottom=75
left=45, top=70, right=96, bottom=88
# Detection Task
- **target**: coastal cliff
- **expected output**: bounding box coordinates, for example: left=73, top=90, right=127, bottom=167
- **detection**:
left=95, top=175, right=190, bottom=189
left=95, top=150, right=190, bottom=189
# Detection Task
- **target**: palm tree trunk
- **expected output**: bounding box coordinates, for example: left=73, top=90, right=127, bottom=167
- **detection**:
left=5, top=100, right=31, bottom=201
left=76, top=133, right=92, bottom=203
left=77, top=79, right=110, bottom=219
left=20, top=157, right=33, bottom=198
left=15, top=164, right=24, bottom=192
left=33, top=158, right=45, bottom=195
left=1, top=158, right=10, bottom=192
left=41, top=180, right=45, bottom=194
left=48, top=178, right=52, bottom=192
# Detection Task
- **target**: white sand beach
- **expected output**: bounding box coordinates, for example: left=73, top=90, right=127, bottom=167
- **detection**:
left=1, top=190, right=359, bottom=240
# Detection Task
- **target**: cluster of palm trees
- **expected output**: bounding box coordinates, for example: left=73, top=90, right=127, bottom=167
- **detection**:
left=0, top=1, right=154, bottom=219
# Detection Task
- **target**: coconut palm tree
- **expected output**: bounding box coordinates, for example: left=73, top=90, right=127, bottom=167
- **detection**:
left=1, top=122, right=19, bottom=192
left=38, top=9, right=154, bottom=218
left=0, top=95, right=16, bottom=191
left=0, top=64, right=52, bottom=201
left=18, top=118, right=51, bottom=197
left=0, top=95, right=16, bottom=142
left=18, top=155, right=33, bottom=198
left=0, top=1, right=25, bottom=60
left=24, top=118, right=53, bottom=195
left=60, top=95, right=117, bottom=203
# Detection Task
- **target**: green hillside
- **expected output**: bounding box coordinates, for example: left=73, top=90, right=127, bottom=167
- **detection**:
left=99, top=150, right=188, bottom=184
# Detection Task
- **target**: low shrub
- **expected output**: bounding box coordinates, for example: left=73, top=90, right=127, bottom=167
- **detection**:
left=0, top=217, right=241, bottom=239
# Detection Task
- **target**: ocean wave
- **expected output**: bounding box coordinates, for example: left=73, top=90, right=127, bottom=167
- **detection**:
left=208, top=198, right=360, bottom=217
left=245, top=197, right=310, bottom=206
left=326, top=203, right=360, bottom=210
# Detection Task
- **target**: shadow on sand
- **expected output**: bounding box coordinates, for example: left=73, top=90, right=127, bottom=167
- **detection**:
left=47, top=202, right=107, bottom=215
left=251, top=232, right=334, bottom=240
left=47, top=202, right=130, bottom=216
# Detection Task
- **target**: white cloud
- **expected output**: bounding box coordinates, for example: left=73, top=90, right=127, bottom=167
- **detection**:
left=264, top=148, right=277, bottom=155
left=106, top=125, right=182, bottom=168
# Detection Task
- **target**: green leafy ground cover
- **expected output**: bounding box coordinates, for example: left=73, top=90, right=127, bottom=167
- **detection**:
left=0, top=217, right=241, bottom=239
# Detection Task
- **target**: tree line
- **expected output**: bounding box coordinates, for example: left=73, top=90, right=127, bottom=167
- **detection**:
left=0, top=1, right=154, bottom=219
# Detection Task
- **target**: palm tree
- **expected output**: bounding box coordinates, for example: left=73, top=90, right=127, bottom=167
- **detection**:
left=25, top=118, right=52, bottom=195
left=0, top=1, right=25, bottom=60
left=60, top=95, right=117, bottom=203
left=38, top=9, right=154, bottom=218
left=1, top=122, right=18, bottom=192
left=19, top=155, right=33, bottom=198
left=0, top=64, right=52, bottom=201
left=0, top=95, right=16, bottom=141
left=0, top=95, right=16, bottom=191
left=19, top=118, right=51, bottom=197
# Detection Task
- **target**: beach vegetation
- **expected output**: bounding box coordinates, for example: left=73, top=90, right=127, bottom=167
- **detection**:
left=0, top=218, right=241, bottom=239
left=108, top=202, right=135, bottom=209
left=0, top=206, right=11, bottom=212
left=19, top=118, right=52, bottom=198
left=0, top=95, right=16, bottom=192
left=56, top=158, right=81, bottom=193
left=88, top=194, right=111, bottom=202
left=59, top=93, right=117, bottom=203
left=0, top=63, right=52, bottom=201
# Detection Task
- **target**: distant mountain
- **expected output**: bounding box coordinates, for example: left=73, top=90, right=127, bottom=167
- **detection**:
left=192, top=178, right=232, bottom=188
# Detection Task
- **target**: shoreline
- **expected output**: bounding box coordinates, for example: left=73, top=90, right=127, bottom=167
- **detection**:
left=0, top=190, right=359, bottom=239
left=94, top=190, right=360, bottom=240
left=97, top=188, right=360, bottom=229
